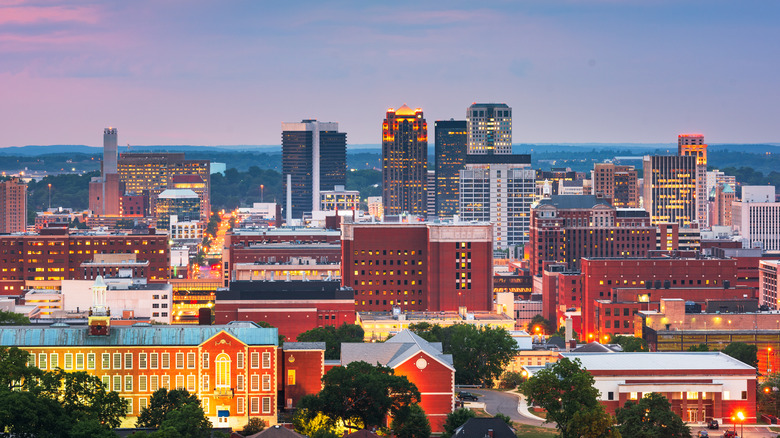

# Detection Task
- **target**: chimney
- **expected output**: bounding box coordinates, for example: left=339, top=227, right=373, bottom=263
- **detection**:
left=487, top=429, right=494, bottom=438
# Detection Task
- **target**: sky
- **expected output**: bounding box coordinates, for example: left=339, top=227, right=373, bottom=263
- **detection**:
left=1, top=0, right=779, bottom=148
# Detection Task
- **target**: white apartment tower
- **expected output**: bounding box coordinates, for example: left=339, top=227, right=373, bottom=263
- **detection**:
left=467, top=103, right=512, bottom=155
left=733, top=186, right=780, bottom=251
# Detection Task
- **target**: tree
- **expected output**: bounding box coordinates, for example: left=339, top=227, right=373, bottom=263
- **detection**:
left=723, top=342, right=758, bottom=368
left=610, top=335, right=647, bottom=352
left=0, top=390, right=71, bottom=438
left=615, top=392, right=690, bottom=438
left=297, top=323, right=365, bottom=360
left=447, top=324, right=519, bottom=386
left=441, top=408, right=475, bottom=438
left=498, top=371, right=524, bottom=390
left=522, top=358, right=619, bottom=438
left=147, top=402, right=212, bottom=438
left=554, top=325, right=579, bottom=342
left=687, top=343, right=709, bottom=352
left=136, top=388, right=203, bottom=429
left=36, top=369, right=127, bottom=429
left=529, top=314, right=554, bottom=335
left=69, top=418, right=119, bottom=438
left=494, top=413, right=513, bottom=428
left=242, top=417, right=268, bottom=435
left=759, top=372, right=780, bottom=417
left=297, top=361, right=420, bottom=431
left=391, top=403, right=431, bottom=438
left=0, top=309, right=30, bottom=325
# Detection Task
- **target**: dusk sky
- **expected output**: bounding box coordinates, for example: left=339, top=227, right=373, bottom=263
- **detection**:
left=1, top=1, right=778, bottom=148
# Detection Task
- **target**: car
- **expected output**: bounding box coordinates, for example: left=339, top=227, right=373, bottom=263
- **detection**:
left=722, top=431, right=738, bottom=438
left=708, top=419, right=719, bottom=430
left=697, top=431, right=709, bottom=438
left=457, top=391, right=478, bottom=401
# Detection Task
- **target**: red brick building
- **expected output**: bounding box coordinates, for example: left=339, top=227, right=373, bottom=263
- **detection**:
left=0, top=178, right=27, bottom=233
left=280, top=342, right=326, bottom=410
left=341, top=222, right=493, bottom=312
left=214, top=280, right=355, bottom=340
left=0, top=225, right=169, bottom=295
left=530, top=195, right=655, bottom=276
left=340, top=330, right=455, bottom=432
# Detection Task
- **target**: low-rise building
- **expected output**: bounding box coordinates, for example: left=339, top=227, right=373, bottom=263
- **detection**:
left=356, top=307, right=515, bottom=341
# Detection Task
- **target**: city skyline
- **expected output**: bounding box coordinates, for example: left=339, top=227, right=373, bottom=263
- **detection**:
left=1, top=1, right=779, bottom=147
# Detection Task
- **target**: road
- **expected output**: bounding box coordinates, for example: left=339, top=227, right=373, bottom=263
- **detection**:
left=475, top=388, right=553, bottom=428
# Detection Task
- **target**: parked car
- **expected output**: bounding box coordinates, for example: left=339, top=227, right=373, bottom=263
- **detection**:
left=722, top=431, right=738, bottom=438
left=457, top=391, right=478, bottom=401
left=708, top=419, right=719, bottom=429
left=697, top=431, right=709, bottom=437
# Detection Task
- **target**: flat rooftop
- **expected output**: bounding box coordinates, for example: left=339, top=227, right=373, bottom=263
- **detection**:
left=562, top=352, right=755, bottom=371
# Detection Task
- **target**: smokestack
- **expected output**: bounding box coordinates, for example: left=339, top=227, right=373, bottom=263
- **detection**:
left=565, top=317, right=573, bottom=351
left=286, top=174, right=292, bottom=224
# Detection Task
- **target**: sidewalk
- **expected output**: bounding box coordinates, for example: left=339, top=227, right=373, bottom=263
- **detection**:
left=507, top=389, right=547, bottom=424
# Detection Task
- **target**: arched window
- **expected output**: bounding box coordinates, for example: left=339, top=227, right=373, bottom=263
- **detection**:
left=215, top=353, right=231, bottom=389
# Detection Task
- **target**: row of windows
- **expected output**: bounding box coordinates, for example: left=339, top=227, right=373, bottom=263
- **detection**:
left=98, top=372, right=273, bottom=393
left=28, top=351, right=272, bottom=371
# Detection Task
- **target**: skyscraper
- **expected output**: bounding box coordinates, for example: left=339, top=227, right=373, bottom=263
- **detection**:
left=434, top=120, right=467, bottom=218
left=282, top=120, right=347, bottom=219
left=0, top=178, right=27, bottom=233
left=642, top=154, right=697, bottom=226
left=592, top=162, right=639, bottom=208
left=467, top=103, right=512, bottom=155
left=382, top=105, right=428, bottom=217
left=678, top=134, right=708, bottom=226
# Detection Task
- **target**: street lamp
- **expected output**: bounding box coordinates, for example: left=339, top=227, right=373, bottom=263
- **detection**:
left=47, top=183, right=52, bottom=209
left=260, top=184, right=264, bottom=203
left=736, top=411, right=744, bottom=437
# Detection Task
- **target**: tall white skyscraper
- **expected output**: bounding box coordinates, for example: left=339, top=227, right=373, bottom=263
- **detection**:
left=103, top=127, right=118, bottom=175
left=466, top=103, right=512, bottom=155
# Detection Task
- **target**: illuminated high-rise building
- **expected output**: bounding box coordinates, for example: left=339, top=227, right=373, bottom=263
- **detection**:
left=642, top=154, right=696, bottom=226
left=282, top=120, right=347, bottom=219
left=467, top=103, right=512, bottom=155
left=678, top=134, right=708, bottom=226
left=0, top=178, right=27, bottom=233
left=434, top=119, right=467, bottom=218
left=382, top=105, right=428, bottom=216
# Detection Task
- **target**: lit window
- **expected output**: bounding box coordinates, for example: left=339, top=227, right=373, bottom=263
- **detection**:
left=216, top=353, right=231, bottom=390
left=287, top=370, right=296, bottom=386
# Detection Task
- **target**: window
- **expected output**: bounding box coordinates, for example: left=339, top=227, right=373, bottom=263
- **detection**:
left=150, top=375, right=159, bottom=391
left=251, top=375, right=260, bottom=391
left=250, top=397, right=259, bottom=414
left=216, top=353, right=231, bottom=390
left=139, top=353, right=147, bottom=369
left=87, top=353, right=95, bottom=370
left=126, top=398, right=133, bottom=415
left=187, top=353, right=196, bottom=369
left=287, top=370, right=296, bottom=386
left=237, top=375, right=245, bottom=391
left=176, top=375, right=184, bottom=389
left=162, top=375, right=170, bottom=390
left=262, top=397, right=271, bottom=413
left=113, top=375, right=121, bottom=392
left=139, top=375, right=148, bottom=392
left=237, top=352, right=244, bottom=369
left=125, top=353, right=133, bottom=369
left=140, top=398, right=148, bottom=411
left=102, top=375, right=110, bottom=387
left=39, top=353, right=47, bottom=370
left=76, top=353, right=84, bottom=370
left=113, top=353, right=122, bottom=369
left=202, top=375, right=210, bottom=391
left=262, top=375, right=271, bottom=391
left=742, top=391, right=747, bottom=400
left=187, top=375, right=196, bottom=392
left=202, top=352, right=209, bottom=369
left=64, top=353, right=73, bottom=370
left=50, top=353, right=58, bottom=369
left=250, top=352, right=259, bottom=369
left=161, top=353, right=170, bottom=369
left=176, top=352, right=184, bottom=369
left=723, top=391, right=730, bottom=400
left=102, top=353, right=110, bottom=369
left=150, top=353, right=159, bottom=369
left=629, top=392, right=638, bottom=400
left=125, top=375, right=133, bottom=392
left=202, top=397, right=209, bottom=415
left=237, top=397, right=245, bottom=414
left=262, top=352, right=271, bottom=369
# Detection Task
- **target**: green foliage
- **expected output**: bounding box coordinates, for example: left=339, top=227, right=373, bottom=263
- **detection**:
left=26, top=171, right=98, bottom=216
left=687, top=343, right=710, bottom=352
left=442, top=408, right=476, bottom=438
left=759, top=372, right=780, bottom=416
left=136, top=388, right=203, bottom=429
left=499, top=371, right=525, bottom=390
left=147, top=402, right=212, bottom=438
left=297, top=361, right=420, bottom=431
left=69, top=418, right=119, bottom=438
left=391, top=403, right=431, bottom=438
left=615, top=393, right=690, bottom=438
left=211, top=166, right=283, bottom=210
left=723, top=342, right=759, bottom=368
left=0, top=389, right=70, bottom=438
left=242, top=417, right=267, bottom=435
left=720, top=165, right=780, bottom=188
left=494, top=413, right=513, bottom=428
left=346, top=169, right=382, bottom=202
left=408, top=324, right=518, bottom=386
left=529, top=314, right=555, bottom=335
left=522, top=357, right=618, bottom=438
left=292, top=408, right=345, bottom=437
left=297, top=323, right=364, bottom=360
left=554, top=326, right=579, bottom=342
left=609, top=335, right=647, bottom=352
left=37, top=369, right=128, bottom=429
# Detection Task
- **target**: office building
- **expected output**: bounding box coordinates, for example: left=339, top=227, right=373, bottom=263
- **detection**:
left=678, top=134, right=708, bottom=227
left=426, top=170, right=436, bottom=218
left=733, top=186, right=780, bottom=251
left=434, top=119, right=467, bottom=217
left=707, top=169, right=736, bottom=195
left=341, top=222, right=493, bottom=312
left=155, top=189, right=200, bottom=231
left=319, top=185, right=359, bottom=212
left=0, top=178, right=27, bottom=233
left=710, top=183, right=735, bottom=227
left=760, top=260, right=780, bottom=310
left=382, top=105, right=428, bottom=216
left=466, top=103, right=512, bottom=155
left=282, top=120, right=347, bottom=219
left=367, top=196, right=383, bottom=220
left=459, top=155, right=535, bottom=250
left=642, top=155, right=697, bottom=226
left=592, top=163, right=639, bottom=208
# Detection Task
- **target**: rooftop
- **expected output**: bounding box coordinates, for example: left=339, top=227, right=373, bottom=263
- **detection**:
left=536, top=195, right=612, bottom=210
left=562, top=352, right=755, bottom=371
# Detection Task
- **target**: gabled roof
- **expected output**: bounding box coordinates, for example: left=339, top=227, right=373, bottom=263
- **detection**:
left=246, top=425, right=307, bottom=438
left=344, top=430, right=381, bottom=438
left=572, top=342, right=615, bottom=353
left=283, top=342, right=326, bottom=351
left=0, top=322, right=277, bottom=347
left=453, top=418, right=515, bottom=438
left=341, top=330, right=454, bottom=370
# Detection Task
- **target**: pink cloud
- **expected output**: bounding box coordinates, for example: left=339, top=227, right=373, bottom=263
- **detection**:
left=0, top=5, right=100, bottom=25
